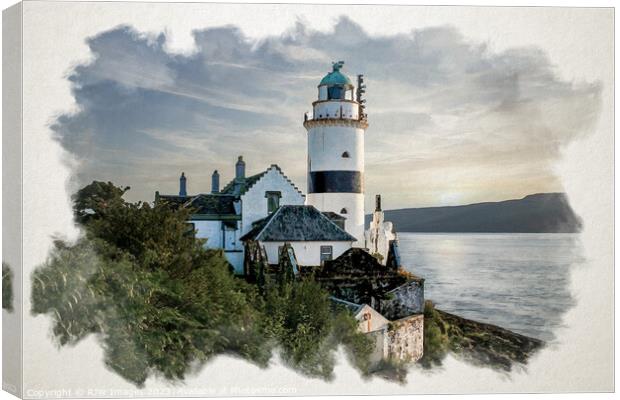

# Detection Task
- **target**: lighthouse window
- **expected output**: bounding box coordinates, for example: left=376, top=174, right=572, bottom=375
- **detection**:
left=328, top=85, right=345, bottom=100
left=265, top=191, right=282, bottom=214
left=341, top=151, right=350, bottom=158
left=340, top=208, right=348, bottom=214
left=320, top=245, right=333, bottom=263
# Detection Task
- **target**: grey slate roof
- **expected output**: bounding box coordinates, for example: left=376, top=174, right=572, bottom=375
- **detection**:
left=185, top=194, right=237, bottom=216
left=220, top=171, right=267, bottom=196
left=157, top=193, right=237, bottom=217
left=240, top=205, right=357, bottom=242
left=156, top=164, right=303, bottom=219
left=157, top=195, right=188, bottom=209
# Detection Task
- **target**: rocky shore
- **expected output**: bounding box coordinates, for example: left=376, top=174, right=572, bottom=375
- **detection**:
left=421, top=301, right=544, bottom=371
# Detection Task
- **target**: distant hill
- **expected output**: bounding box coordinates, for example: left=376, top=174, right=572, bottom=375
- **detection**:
left=366, top=193, right=582, bottom=233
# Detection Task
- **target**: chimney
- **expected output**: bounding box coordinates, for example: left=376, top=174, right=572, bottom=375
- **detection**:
left=211, top=170, right=220, bottom=193
left=235, top=156, right=246, bottom=180
left=375, top=194, right=382, bottom=212
left=179, top=172, right=187, bottom=197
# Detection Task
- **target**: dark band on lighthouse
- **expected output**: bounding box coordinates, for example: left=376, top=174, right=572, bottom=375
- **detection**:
left=308, top=171, right=363, bottom=194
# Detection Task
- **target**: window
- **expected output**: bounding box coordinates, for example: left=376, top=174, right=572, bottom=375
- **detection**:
left=265, top=191, right=282, bottom=214
left=320, top=245, right=333, bottom=263
left=185, top=222, right=196, bottom=238
left=340, top=208, right=348, bottom=214
left=341, top=151, right=350, bottom=158
left=327, top=85, right=345, bottom=100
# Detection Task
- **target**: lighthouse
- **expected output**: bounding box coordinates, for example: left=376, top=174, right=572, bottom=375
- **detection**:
left=304, top=61, right=368, bottom=244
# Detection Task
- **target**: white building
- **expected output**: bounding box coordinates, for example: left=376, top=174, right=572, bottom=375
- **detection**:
left=156, top=61, right=398, bottom=273
left=156, top=157, right=305, bottom=274
left=304, top=61, right=368, bottom=244
left=240, top=205, right=356, bottom=267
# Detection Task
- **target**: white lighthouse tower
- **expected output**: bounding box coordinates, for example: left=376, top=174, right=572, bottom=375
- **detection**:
left=304, top=61, right=368, bottom=244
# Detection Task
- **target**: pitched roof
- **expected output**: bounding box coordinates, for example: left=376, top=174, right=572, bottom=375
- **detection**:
left=157, top=193, right=238, bottom=217
left=220, top=164, right=304, bottom=197
left=317, top=247, right=422, bottom=282
left=220, top=171, right=268, bottom=196
left=240, top=205, right=356, bottom=242
left=156, top=164, right=303, bottom=218
left=157, top=195, right=190, bottom=210
left=184, top=194, right=237, bottom=216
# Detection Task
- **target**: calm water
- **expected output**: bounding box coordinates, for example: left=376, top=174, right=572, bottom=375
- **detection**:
left=398, top=233, right=584, bottom=342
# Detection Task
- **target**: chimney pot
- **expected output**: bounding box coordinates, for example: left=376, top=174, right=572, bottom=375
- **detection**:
left=179, top=172, right=187, bottom=197
left=211, top=170, right=220, bottom=193
left=235, top=155, right=246, bottom=180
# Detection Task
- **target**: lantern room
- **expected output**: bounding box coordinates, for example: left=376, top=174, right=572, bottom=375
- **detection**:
left=318, top=61, right=355, bottom=101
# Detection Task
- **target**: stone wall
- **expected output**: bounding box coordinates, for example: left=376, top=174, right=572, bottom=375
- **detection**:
left=379, top=279, right=424, bottom=320
left=386, top=314, right=424, bottom=363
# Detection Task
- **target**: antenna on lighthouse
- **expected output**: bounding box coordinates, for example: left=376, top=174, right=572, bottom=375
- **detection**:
left=356, top=74, right=367, bottom=120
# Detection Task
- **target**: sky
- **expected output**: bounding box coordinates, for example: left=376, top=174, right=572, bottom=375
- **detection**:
left=52, top=15, right=602, bottom=209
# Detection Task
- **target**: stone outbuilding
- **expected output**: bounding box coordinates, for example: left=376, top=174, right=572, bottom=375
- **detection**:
left=314, top=247, right=425, bottom=319
left=331, top=297, right=424, bottom=365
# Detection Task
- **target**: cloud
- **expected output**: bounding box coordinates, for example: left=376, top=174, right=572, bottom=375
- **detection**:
left=52, top=17, right=602, bottom=208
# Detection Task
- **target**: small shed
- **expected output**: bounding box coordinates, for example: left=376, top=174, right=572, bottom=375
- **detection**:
left=330, top=297, right=424, bottom=365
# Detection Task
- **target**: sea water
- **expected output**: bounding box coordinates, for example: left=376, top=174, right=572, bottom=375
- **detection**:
left=398, top=233, right=584, bottom=342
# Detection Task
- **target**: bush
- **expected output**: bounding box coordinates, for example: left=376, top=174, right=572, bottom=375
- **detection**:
left=419, top=300, right=449, bottom=368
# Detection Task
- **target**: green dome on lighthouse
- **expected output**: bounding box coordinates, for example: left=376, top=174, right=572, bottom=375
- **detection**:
left=319, top=61, right=353, bottom=87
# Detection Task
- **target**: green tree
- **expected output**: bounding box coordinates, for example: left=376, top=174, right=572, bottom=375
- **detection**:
left=32, top=182, right=269, bottom=386
left=419, top=300, right=450, bottom=368
left=263, top=278, right=333, bottom=377
left=261, top=277, right=373, bottom=379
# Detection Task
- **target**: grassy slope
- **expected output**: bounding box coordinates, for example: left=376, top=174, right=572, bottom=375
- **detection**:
left=421, top=302, right=544, bottom=371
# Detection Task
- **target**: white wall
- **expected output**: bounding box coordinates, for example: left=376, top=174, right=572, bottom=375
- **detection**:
left=223, top=225, right=241, bottom=251
left=307, top=125, right=364, bottom=172
left=262, top=241, right=351, bottom=266
left=367, top=330, right=388, bottom=365
left=240, top=166, right=305, bottom=235
left=191, top=220, right=244, bottom=273
left=224, top=251, right=244, bottom=275
left=313, top=101, right=359, bottom=120
left=192, top=220, right=222, bottom=248
left=354, top=304, right=390, bottom=333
